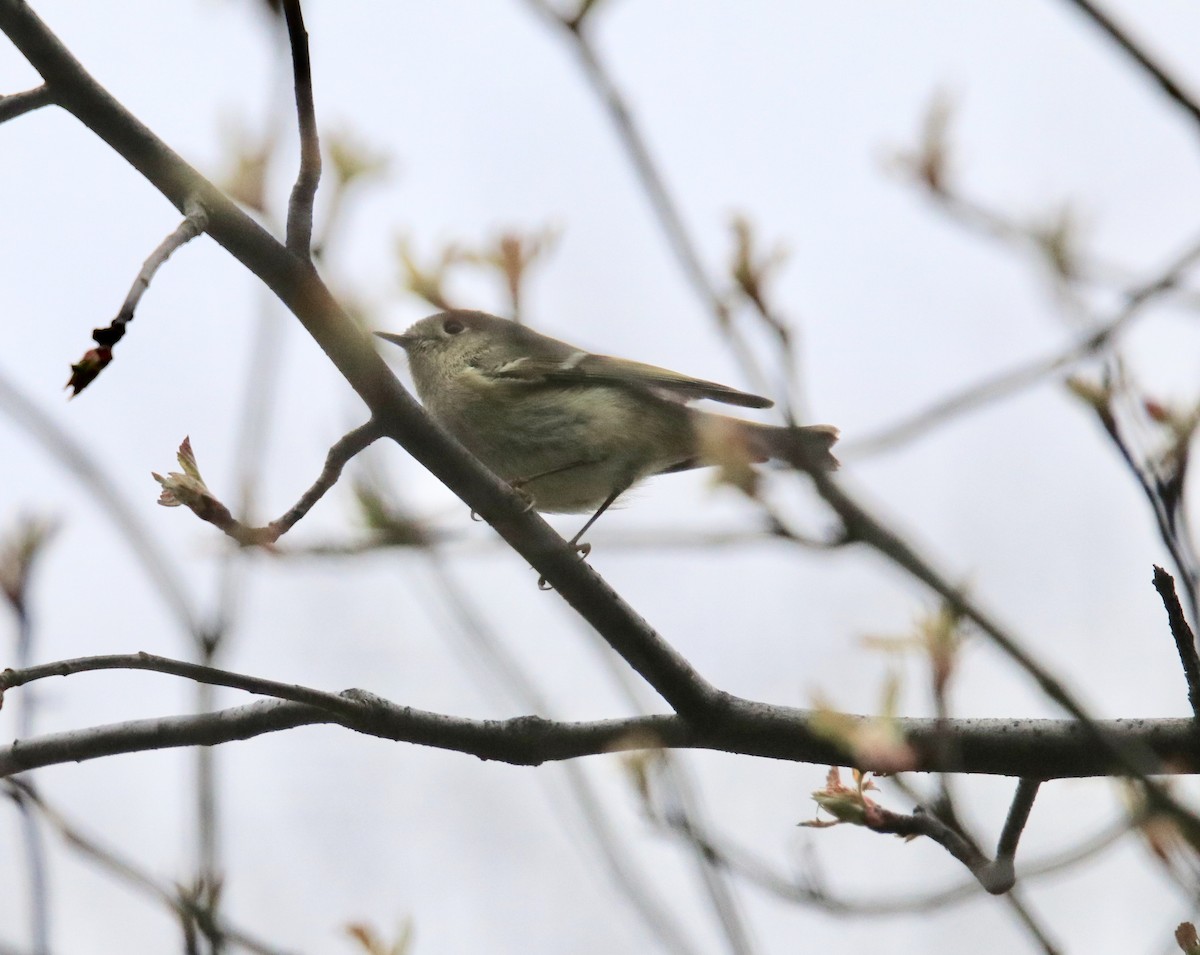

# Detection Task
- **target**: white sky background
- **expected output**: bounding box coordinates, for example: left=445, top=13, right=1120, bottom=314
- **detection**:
left=3, top=1, right=1200, bottom=952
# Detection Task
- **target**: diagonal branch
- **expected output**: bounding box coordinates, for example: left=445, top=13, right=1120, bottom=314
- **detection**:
left=0, top=0, right=721, bottom=721
left=1082, top=378, right=1200, bottom=630
left=113, top=199, right=209, bottom=332
left=0, top=82, right=52, bottom=123
left=424, top=556, right=706, bottom=955
left=805, top=468, right=1200, bottom=840
left=845, top=230, right=1200, bottom=458
left=871, top=776, right=1039, bottom=896
left=282, top=0, right=321, bottom=257
left=523, top=0, right=778, bottom=400
left=0, top=369, right=200, bottom=635
left=5, top=781, right=292, bottom=955
left=1059, top=0, right=1200, bottom=134
left=1153, top=565, right=1200, bottom=720
left=68, top=198, right=209, bottom=397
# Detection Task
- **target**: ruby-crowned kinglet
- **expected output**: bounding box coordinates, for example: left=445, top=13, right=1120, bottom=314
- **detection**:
left=377, top=310, right=838, bottom=548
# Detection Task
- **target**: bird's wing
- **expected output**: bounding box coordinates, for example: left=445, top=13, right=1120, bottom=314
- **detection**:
left=487, top=351, right=773, bottom=409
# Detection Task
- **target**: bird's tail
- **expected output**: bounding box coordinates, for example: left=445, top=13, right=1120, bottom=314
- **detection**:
left=687, top=413, right=840, bottom=474
left=743, top=422, right=840, bottom=471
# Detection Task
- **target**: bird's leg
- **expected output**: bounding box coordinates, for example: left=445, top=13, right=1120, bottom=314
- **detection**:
left=536, top=482, right=630, bottom=591
left=566, top=485, right=628, bottom=558
left=471, top=459, right=593, bottom=522
left=510, top=459, right=593, bottom=505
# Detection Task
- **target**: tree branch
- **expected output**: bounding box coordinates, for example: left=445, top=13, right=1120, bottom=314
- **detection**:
left=1154, top=565, right=1200, bottom=720
left=667, top=803, right=1130, bottom=916
left=5, top=781, right=293, bottom=955
left=996, top=778, right=1041, bottom=863
left=0, top=369, right=201, bottom=635
left=68, top=198, right=209, bottom=396
left=5, top=654, right=1200, bottom=777
left=155, top=421, right=389, bottom=546
left=804, top=468, right=1200, bottom=843
left=0, top=0, right=721, bottom=721
left=845, top=230, right=1200, bottom=458
left=282, top=0, right=320, bottom=257
left=0, top=82, right=52, bottom=123
left=1060, top=0, right=1200, bottom=134
left=523, top=0, right=779, bottom=400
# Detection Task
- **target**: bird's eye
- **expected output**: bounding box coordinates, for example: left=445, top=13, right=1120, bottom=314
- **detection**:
left=442, top=318, right=465, bottom=335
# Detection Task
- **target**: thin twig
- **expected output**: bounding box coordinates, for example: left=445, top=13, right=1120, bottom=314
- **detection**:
left=67, top=198, right=208, bottom=397
left=282, top=0, right=321, bottom=257
left=846, top=230, right=1200, bottom=458
left=8, top=607, right=50, bottom=955
left=995, top=779, right=1042, bottom=866
left=1153, top=565, right=1200, bottom=720
left=5, top=781, right=294, bottom=955
left=0, top=82, right=52, bottom=122
left=669, top=811, right=1130, bottom=915
left=1001, top=890, right=1063, bottom=955
left=0, top=369, right=200, bottom=635
left=424, top=555, right=704, bottom=955
left=1060, top=0, right=1200, bottom=133
left=113, top=200, right=209, bottom=337
left=1089, top=375, right=1200, bottom=631
left=901, top=772, right=1062, bottom=949
left=0, top=653, right=368, bottom=721
left=859, top=776, right=1056, bottom=951
left=266, top=420, right=386, bottom=538
left=156, top=421, right=387, bottom=546
left=806, top=468, right=1200, bottom=841
left=523, top=0, right=776, bottom=401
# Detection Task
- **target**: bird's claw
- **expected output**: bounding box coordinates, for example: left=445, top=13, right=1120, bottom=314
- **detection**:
left=537, top=540, right=593, bottom=590
left=509, top=483, right=537, bottom=513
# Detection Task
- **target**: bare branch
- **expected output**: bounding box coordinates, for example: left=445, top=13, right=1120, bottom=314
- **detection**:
left=805, top=469, right=1200, bottom=838
left=0, top=1, right=725, bottom=719
left=282, top=0, right=321, bottom=256
left=523, top=0, right=777, bottom=400
left=5, top=782, right=293, bottom=955
left=807, top=773, right=1052, bottom=946
left=1154, top=565, right=1200, bottom=720
left=1060, top=0, right=1200, bottom=134
left=67, top=199, right=208, bottom=397
left=1077, top=371, right=1200, bottom=628
left=113, top=199, right=209, bottom=336
left=0, top=82, right=52, bottom=122
left=153, top=422, right=394, bottom=548
left=7, top=654, right=1200, bottom=778
left=0, top=369, right=201, bottom=634
left=668, top=808, right=1130, bottom=915
left=425, top=556, right=706, bottom=955
left=0, top=652, right=366, bottom=717
left=263, top=419, right=388, bottom=541
left=846, top=230, right=1200, bottom=458
left=995, top=778, right=1042, bottom=868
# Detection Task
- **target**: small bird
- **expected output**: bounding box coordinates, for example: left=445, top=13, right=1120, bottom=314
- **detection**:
left=377, top=310, right=838, bottom=550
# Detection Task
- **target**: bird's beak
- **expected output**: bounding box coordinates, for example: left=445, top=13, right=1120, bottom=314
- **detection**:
left=375, top=331, right=415, bottom=350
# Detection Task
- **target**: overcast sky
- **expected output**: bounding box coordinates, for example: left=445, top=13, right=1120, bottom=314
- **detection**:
left=4, top=2, right=1200, bottom=953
